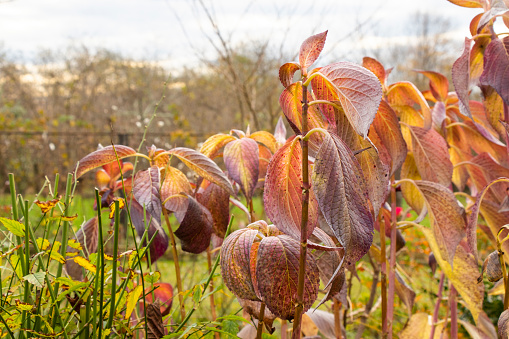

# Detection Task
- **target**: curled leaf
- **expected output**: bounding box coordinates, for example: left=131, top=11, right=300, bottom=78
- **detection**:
left=224, top=137, right=259, bottom=200
left=279, top=62, right=301, bottom=88
left=174, top=195, right=213, bottom=254
left=197, top=181, right=230, bottom=238
left=200, top=134, right=237, bottom=159
left=75, top=145, right=137, bottom=179
left=481, top=250, right=503, bottom=282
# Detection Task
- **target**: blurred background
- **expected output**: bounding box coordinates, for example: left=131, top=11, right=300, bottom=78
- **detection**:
left=0, top=0, right=476, bottom=193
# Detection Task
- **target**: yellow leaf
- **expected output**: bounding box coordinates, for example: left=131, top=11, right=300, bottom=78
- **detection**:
left=108, top=197, right=125, bottom=219
left=36, top=238, right=50, bottom=251
left=67, top=239, right=83, bottom=251
left=125, top=285, right=143, bottom=319
left=16, top=301, right=33, bottom=312
left=48, top=250, right=66, bottom=264
left=73, top=256, right=96, bottom=273
left=34, top=198, right=61, bottom=213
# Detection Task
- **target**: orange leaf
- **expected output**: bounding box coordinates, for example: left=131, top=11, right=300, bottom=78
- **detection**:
left=415, top=70, right=449, bottom=102
left=75, top=145, right=137, bottom=179
left=388, top=82, right=431, bottom=130
left=35, top=198, right=61, bottom=213
left=299, top=31, right=327, bottom=76
left=200, top=134, right=236, bottom=159
left=279, top=62, right=300, bottom=88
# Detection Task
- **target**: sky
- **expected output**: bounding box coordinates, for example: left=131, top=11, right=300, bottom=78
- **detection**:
left=0, top=0, right=483, bottom=70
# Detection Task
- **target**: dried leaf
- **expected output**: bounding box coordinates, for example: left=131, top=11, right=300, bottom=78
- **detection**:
left=200, top=134, right=237, bottom=159
left=311, top=62, right=383, bottom=137
left=480, top=37, right=509, bottom=106
left=143, top=283, right=173, bottom=317
left=146, top=303, right=165, bottom=339
left=174, top=195, right=213, bottom=254
left=224, top=137, right=259, bottom=200
left=312, top=131, right=374, bottom=266
left=279, top=62, right=301, bottom=88
left=460, top=312, right=497, bottom=339
left=304, top=309, right=337, bottom=339
left=499, top=309, right=509, bottom=339
left=299, top=31, right=327, bottom=75
left=256, top=235, right=320, bottom=320
left=264, top=136, right=319, bottom=239
left=35, top=198, right=60, bottom=213
left=420, top=226, right=484, bottom=322
left=481, top=250, right=503, bottom=282
left=168, top=147, right=234, bottom=195
left=220, top=228, right=260, bottom=300
left=238, top=299, right=277, bottom=331
left=75, top=145, right=137, bottom=179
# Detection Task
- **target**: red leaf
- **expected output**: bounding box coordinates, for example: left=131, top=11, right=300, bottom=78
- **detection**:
left=312, top=131, right=374, bottom=266
left=362, top=57, right=388, bottom=91
left=415, top=70, right=449, bottom=102
left=130, top=198, right=169, bottom=263
left=299, top=31, right=327, bottom=76
left=174, top=195, right=213, bottom=254
left=263, top=136, right=319, bottom=239
left=65, top=217, right=98, bottom=281
left=168, top=147, right=234, bottom=195
left=372, top=100, right=408, bottom=176
left=406, top=125, right=453, bottom=187
left=387, top=82, right=432, bottom=130
left=133, top=166, right=162, bottom=225
left=75, top=145, right=137, bottom=179
left=279, top=62, right=301, bottom=88
left=452, top=38, right=473, bottom=118
left=197, top=181, right=230, bottom=238
left=160, top=166, right=192, bottom=221
left=478, top=0, right=509, bottom=32
left=279, top=82, right=327, bottom=134
left=255, top=235, right=320, bottom=320
left=480, top=37, right=509, bottom=106
left=199, top=134, right=236, bottom=159
left=311, top=62, right=383, bottom=138
left=446, top=0, right=485, bottom=8
left=224, top=138, right=259, bottom=200
left=141, top=283, right=174, bottom=317
left=220, top=228, right=260, bottom=300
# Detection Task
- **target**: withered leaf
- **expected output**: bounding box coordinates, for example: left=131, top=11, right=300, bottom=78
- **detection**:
left=399, top=312, right=447, bottom=339
left=146, top=303, right=165, bottom=339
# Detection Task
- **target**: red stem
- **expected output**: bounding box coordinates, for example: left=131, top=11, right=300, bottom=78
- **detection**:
left=387, top=179, right=397, bottom=338
left=379, top=218, right=388, bottom=338
left=292, top=81, right=310, bottom=339
left=449, top=284, right=458, bottom=339
left=430, top=272, right=445, bottom=339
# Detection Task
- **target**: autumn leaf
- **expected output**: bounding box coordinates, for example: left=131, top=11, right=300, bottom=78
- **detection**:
left=249, top=131, right=278, bottom=154
left=75, top=145, right=137, bottom=179
left=224, top=137, right=259, bottom=200
left=480, top=37, right=509, bottom=106
left=34, top=198, right=61, bottom=213
left=263, top=136, right=319, bottom=240
left=160, top=166, right=192, bottom=221
left=312, top=131, right=374, bottom=267
left=452, top=38, right=473, bottom=118
left=419, top=226, right=484, bottom=323
left=405, top=125, right=452, bottom=187
left=197, top=181, right=230, bottom=238
left=273, top=116, right=287, bottom=144
left=174, top=195, right=213, bottom=254
left=200, top=134, right=236, bottom=159
left=133, top=166, right=162, bottom=225
left=299, top=31, right=327, bottom=76
left=387, top=82, right=432, bottom=129
left=362, top=57, right=388, bottom=92
left=220, top=227, right=260, bottom=301
left=168, top=147, right=234, bottom=195
left=255, top=235, right=320, bottom=320
left=279, top=62, right=301, bottom=88
left=66, top=217, right=98, bottom=281
left=399, top=313, right=447, bottom=339
left=446, top=0, right=485, bottom=8
left=311, top=62, right=383, bottom=138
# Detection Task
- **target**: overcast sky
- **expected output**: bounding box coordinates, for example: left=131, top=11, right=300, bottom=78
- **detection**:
left=0, top=0, right=481, bottom=69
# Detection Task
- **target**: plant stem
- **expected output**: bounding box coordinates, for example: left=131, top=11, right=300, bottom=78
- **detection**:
left=429, top=272, right=445, bottom=339
left=206, top=247, right=219, bottom=339
left=256, top=302, right=266, bottom=339
left=387, top=178, right=397, bottom=338
left=379, top=218, right=387, bottom=338
left=162, top=208, right=186, bottom=321
left=292, top=80, right=311, bottom=339
left=449, top=284, right=458, bottom=339
left=95, top=189, right=105, bottom=339
left=355, top=253, right=379, bottom=339
left=106, top=200, right=121, bottom=329
left=281, top=320, right=287, bottom=339
left=333, top=299, right=342, bottom=339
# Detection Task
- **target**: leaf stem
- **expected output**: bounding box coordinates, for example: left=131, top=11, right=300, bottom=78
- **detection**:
left=449, top=284, right=458, bottom=339
left=429, top=272, right=445, bottom=339
left=292, top=78, right=310, bottom=339
left=333, top=299, right=342, bottom=339
left=256, top=302, right=266, bottom=339
left=387, top=177, right=397, bottom=338
left=379, top=218, right=388, bottom=338
left=206, top=247, right=220, bottom=339
left=162, top=208, right=186, bottom=321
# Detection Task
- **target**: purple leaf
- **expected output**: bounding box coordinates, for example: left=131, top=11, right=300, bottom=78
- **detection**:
left=224, top=137, right=259, bottom=200
left=452, top=38, right=473, bottom=118
left=480, top=37, right=509, bottom=107
left=133, top=166, right=162, bottom=225
left=311, top=131, right=374, bottom=266
left=197, top=181, right=230, bottom=238
left=174, top=195, right=213, bottom=254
